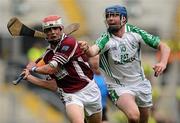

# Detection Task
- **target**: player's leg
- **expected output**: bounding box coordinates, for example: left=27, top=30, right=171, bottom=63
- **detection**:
left=58, top=89, right=85, bottom=123
left=116, top=93, right=140, bottom=123
left=139, top=107, right=150, bottom=123
left=66, top=104, right=85, bottom=123
left=102, top=107, right=108, bottom=123
left=86, top=112, right=102, bottom=123
left=83, top=81, right=102, bottom=123
left=136, top=79, right=152, bottom=123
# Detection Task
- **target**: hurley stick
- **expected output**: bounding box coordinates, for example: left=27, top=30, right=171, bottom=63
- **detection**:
left=7, top=17, right=80, bottom=38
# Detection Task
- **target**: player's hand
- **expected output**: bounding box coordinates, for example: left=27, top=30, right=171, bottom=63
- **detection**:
left=78, top=41, right=89, bottom=53
left=153, top=62, right=166, bottom=77
left=21, top=69, right=30, bottom=80
left=26, top=62, right=37, bottom=71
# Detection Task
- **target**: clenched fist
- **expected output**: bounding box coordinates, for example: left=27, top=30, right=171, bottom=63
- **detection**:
left=78, top=41, right=89, bottom=53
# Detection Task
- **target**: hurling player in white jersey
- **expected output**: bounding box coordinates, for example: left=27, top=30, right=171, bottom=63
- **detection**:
left=79, top=5, right=170, bottom=123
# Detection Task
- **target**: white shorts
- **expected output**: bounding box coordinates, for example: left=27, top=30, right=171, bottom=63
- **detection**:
left=57, top=81, right=102, bottom=116
left=107, top=79, right=153, bottom=107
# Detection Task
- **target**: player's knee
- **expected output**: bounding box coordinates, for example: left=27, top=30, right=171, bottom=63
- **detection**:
left=128, top=115, right=139, bottom=122
left=127, top=110, right=140, bottom=122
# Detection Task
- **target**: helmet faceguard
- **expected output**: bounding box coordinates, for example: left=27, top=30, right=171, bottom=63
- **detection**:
left=105, top=5, right=128, bottom=33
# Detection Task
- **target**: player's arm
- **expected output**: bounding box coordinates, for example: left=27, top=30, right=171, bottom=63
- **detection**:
left=128, top=24, right=171, bottom=76
left=26, top=55, right=56, bottom=75
left=128, top=24, right=160, bottom=48
left=79, top=32, right=109, bottom=57
left=157, top=42, right=170, bottom=65
left=153, top=42, right=170, bottom=76
left=26, top=61, right=58, bottom=75
left=79, top=41, right=100, bottom=57
left=27, top=37, right=77, bottom=75
left=34, top=64, right=58, bottom=74
left=88, top=55, right=101, bottom=74
left=22, top=69, right=57, bottom=91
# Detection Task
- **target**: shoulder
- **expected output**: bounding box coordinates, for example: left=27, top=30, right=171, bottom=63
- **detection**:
left=126, top=23, right=149, bottom=37
left=125, top=31, right=142, bottom=40
left=56, top=36, right=78, bottom=53
left=125, top=24, right=142, bottom=39
left=61, top=36, right=77, bottom=46
left=95, top=32, right=110, bottom=50
left=126, top=23, right=141, bottom=32
left=126, top=23, right=160, bottom=48
left=63, top=36, right=76, bottom=43
left=96, top=32, right=109, bottom=41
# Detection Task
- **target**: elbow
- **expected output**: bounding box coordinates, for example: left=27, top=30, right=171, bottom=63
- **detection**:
left=159, top=42, right=171, bottom=54
left=165, top=44, right=171, bottom=55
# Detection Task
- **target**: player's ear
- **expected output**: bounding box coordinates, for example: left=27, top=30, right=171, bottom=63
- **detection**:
left=120, top=16, right=127, bottom=25
left=122, top=16, right=127, bottom=23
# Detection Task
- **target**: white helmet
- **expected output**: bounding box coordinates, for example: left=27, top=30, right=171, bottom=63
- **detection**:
left=42, top=15, right=63, bottom=30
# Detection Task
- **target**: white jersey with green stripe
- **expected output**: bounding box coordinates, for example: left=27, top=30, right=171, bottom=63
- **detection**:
left=95, top=24, right=160, bottom=85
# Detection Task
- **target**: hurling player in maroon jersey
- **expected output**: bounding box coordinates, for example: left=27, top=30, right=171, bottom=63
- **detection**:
left=22, top=15, right=102, bottom=123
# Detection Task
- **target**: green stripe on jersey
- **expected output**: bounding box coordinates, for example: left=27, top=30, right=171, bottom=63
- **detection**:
left=126, top=24, right=160, bottom=49
left=95, top=32, right=109, bottom=50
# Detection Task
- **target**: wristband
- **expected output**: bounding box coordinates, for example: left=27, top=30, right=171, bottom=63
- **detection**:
left=31, top=66, right=37, bottom=72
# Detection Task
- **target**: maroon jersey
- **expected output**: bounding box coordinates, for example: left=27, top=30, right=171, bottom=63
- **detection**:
left=42, top=36, right=93, bottom=93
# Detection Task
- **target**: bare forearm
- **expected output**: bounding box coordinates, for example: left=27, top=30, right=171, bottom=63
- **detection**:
left=26, top=62, right=56, bottom=75
left=35, top=64, right=57, bottom=75
left=27, top=75, right=57, bottom=91
left=158, top=42, right=171, bottom=65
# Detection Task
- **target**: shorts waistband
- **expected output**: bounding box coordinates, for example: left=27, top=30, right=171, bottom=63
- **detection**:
left=79, top=79, right=96, bottom=92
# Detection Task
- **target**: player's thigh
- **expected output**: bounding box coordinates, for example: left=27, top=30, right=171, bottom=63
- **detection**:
left=83, top=81, right=102, bottom=116
left=66, top=104, right=84, bottom=123
left=86, top=111, right=102, bottom=123
left=116, top=93, right=139, bottom=118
